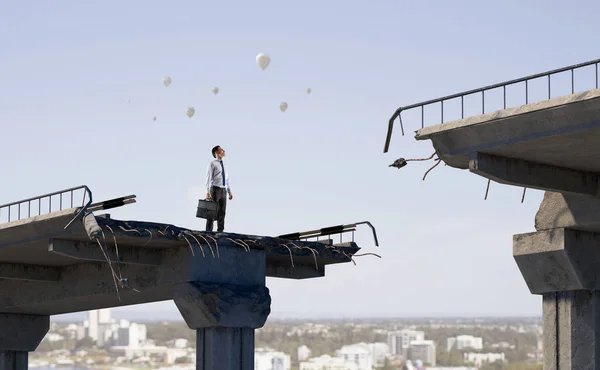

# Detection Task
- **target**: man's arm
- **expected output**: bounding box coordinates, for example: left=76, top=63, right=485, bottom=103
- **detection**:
left=226, top=172, right=232, bottom=195
left=205, top=162, right=213, bottom=198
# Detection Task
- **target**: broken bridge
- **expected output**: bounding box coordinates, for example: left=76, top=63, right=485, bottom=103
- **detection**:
left=0, top=185, right=374, bottom=370
left=385, top=57, right=600, bottom=370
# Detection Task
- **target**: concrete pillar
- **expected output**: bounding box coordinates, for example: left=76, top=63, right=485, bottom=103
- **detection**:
left=514, top=226, right=600, bottom=370
left=0, top=314, right=49, bottom=370
left=542, top=291, right=600, bottom=370
left=173, top=281, right=271, bottom=370
left=515, top=191, right=600, bottom=369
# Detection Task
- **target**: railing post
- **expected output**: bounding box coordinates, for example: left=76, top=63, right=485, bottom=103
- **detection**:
left=384, top=57, right=600, bottom=152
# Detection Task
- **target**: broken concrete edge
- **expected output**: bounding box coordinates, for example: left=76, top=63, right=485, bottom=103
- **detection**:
left=414, top=88, right=600, bottom=140
left=535, top=191, right=600, bottom=232
left=173, top=282, right=271, bottom=329
left=95, top=217, right=361, bottom=265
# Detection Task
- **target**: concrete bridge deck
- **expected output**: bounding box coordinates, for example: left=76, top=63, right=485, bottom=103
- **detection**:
left=0, top=203, right=363, bottom=369
left=0, top=208, right=359, bottom=316
left=388, top=58, right=600, bottom=369
left=414, top=88, right=600, bottom=196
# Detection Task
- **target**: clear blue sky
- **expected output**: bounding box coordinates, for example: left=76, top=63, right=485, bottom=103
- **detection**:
left=2, top=0, right=599, bottom=320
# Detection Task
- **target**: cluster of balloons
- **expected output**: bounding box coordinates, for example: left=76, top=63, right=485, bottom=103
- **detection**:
left=155, top=52, right=311, bottom=120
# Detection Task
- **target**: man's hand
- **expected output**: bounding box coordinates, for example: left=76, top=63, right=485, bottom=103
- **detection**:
left=206, top=193, right=212, bottom=200
left=229, top=192, right=234, bottom=200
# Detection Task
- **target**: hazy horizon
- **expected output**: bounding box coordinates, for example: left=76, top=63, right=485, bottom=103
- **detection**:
left=52, top=308, right=542, bottom=323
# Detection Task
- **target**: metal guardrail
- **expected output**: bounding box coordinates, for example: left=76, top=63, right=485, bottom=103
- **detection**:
left=0, top=185, right=93, bottom=226
left=278, top=221, right=379, bottom=247
left=383, top=57, right=600, bottom=153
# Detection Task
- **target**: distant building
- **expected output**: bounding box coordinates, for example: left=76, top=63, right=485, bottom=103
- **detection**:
left=336, top=343, right=373, bottom=370
left=463, top=352, right=505, bottom=366
left=85, top=308, right=113, bottom=346
left=447, top=335, right=483, bottom=351
left=300, top=355, right=358, bottom=370
left=170, top=338, right=189, bottom=349
left=366, top=342, right=390, bottom=367
left=255, top=348, right=291, bottom=370
left=44, top=333, right=64, bottom=342
left=76, top=325, right=86, bottom=341
left=536, top=328, right=543, bottom=363
left=87, top=310, right=98, bottom=341
left=98, top=308, right=111, bottom=324
left=388, top=329, right=425, bottom=357
left=408, top=340, right=436, bottom=366
left=490, top=342, right=515, bottom=349
left=117, top=322, right=147, bottom=348
left=298, top=345, right=311, bottom=362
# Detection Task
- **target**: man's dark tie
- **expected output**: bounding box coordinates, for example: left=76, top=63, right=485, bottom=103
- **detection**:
left=219, top=160, right=226, bottom=186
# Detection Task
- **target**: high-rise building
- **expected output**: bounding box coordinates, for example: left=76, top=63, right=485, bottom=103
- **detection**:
left=86, top=308, right=113, bottom=346
left=408, top=340, right=436, bottom=366
left=367, top=342, right=390, bottom=367
left=117, top=322, right=148, bottom=348
left=98, top=308, right=111, bottom=324
left=87, top=310, right=99, bottom=341
left=387, top=330, right=425, bottom=357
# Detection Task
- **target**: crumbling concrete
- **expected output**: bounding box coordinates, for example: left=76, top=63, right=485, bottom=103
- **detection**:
left=407, top=85, right=600, bottom=369
left=413, top=89, right=600, bottom=196
left=0, top=208, right=363, bottom=370
left=535, top=191, right=600, bottom=232
left=174, top=282, right=271, bottom=369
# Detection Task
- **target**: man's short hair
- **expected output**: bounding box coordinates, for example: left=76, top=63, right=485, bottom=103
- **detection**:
left=211, top=146, right=220, bottom=158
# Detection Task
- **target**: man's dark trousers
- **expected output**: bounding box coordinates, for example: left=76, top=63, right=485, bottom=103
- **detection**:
left=206, top=186, right=227, bottom=232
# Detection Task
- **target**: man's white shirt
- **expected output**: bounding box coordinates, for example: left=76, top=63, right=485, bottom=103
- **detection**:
left=206, top=159, right=231, bottom=195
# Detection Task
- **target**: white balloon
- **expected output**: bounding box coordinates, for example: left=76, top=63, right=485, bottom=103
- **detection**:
left=256, top=53, right=271, bottom=71
left=212, top=87, right=219, bottom=95
left=306, top=88, right=311, bottom=94
left=186, top=107, right=195, bottom=118
left=279, top=101, right=288, bottom=112
left=163, top=76, right=172, bottom=87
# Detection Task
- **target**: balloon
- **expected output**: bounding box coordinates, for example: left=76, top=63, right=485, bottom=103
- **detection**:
left=256, top=53, right=271, bottom=71
left=163, top=76, right=172, bottom=87
left=186, top=107, right=195, bottom=118
left=306, top=88, right=311, bottom=94
left=212, top=87, right=219, bottom=95
left=279, top=102, right=288, bottom=112
left=153, top=116, right=157, bottom=121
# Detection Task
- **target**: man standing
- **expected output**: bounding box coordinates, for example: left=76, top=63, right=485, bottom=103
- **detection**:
left=205, top=145, right=233, bottom=232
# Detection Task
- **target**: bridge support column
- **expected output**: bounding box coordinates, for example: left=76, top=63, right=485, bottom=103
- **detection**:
left=0, top=314, right=49, bottom=370
left=173, top=281, right=271, bottom=370
left=541, top=291, right=600, bottom=370
left=514, top=226, right=600, bottom=370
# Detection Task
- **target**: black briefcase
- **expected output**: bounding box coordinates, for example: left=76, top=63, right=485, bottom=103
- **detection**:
left=196, top=199, right=218, bottom=220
